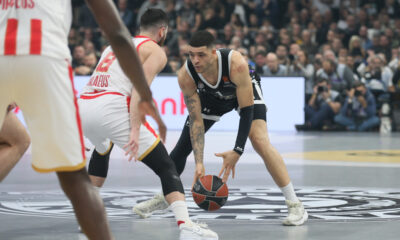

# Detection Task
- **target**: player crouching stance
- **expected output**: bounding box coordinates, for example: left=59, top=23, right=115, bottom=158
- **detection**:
left=135, top=31, right=308, bottom=226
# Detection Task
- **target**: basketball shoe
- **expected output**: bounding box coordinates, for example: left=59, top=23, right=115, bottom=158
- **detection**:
left=282, top=200, right=308, bottom=226
left=179, top=221, right=219, bottom=240
left=133, top=193, right=169, bottom=218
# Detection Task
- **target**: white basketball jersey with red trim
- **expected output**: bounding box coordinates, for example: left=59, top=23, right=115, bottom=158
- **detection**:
left=0, top=0, right=72, bottom=60
left=81, top=36, right=154, bottom=96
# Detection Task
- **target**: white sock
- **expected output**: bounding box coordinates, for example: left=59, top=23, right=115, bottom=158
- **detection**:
left=170, top=201, right=190, bottom=227
left=280, top=182, right=299, bottom=202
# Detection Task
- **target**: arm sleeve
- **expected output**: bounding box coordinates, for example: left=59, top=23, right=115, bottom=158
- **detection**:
left=233, top=105, right=254, bottom=155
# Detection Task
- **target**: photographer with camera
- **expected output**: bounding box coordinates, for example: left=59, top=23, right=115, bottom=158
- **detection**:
left=316, top=58, right=355, bottom=94
left=361, top=55, right=395, bottom=97
left=295, top=78, right=342, bottom=131
left=361, top=55, right=395, bottom=133
left=334, top=81, right=380, bottom=131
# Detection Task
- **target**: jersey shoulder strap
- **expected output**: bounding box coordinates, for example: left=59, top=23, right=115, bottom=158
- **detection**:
left=185, top=60, right=202, bottom=85
left=218, top=48, right=233, bottom=82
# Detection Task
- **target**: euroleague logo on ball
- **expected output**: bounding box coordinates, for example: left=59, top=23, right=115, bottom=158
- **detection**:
left=1, top=187, right=400, bottom=222
left=192, top=175, right=228, bottom=211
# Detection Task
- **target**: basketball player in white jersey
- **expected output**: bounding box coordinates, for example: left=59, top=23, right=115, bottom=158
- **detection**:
left=0, top=1, right=166, bottom=239
left=78, top=9, right=218, bottom=240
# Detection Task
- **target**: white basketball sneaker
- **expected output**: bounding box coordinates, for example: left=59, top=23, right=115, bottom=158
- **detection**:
left=282, top=200, right=308, bottom=226
left=132, top=193, right=169, bottom=218
left=179, top=221, right=219, bottom=240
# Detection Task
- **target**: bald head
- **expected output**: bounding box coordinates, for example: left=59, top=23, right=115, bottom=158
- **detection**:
left=266, top=53, right=279, bottom=72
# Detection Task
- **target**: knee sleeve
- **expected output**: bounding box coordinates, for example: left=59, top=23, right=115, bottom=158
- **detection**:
left=88, top=143, right=114, bottom=178
left=142, top=142, right=184, bottom=195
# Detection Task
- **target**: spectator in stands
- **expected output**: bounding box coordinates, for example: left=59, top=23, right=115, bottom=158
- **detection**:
left=296, top=78, right=342, bottom=131
left=334, top=81, right=380, bottom=131
left=263, top=53, right=287, bottom=76
left=75, top=52, right=97, bottom=76
left=248, top=13, right=260, bottom=31
left=165, top=0, right=178, bottom=29
left=288, top=50, right=315, bottom=97
left=238, top=47, right=255, bottom=67
left=177, top=0, right=202, bottom=32
left=358, top=25, right=372, bottom=50
left=316, top=58, right=354, bottom=94
left=393, top=60, right=400, bottom=91
left=136, top=0, right=165, bottom=25
left=72, top=45, right=86, bottom=69
left=346, top=55, right=360, bottom=81
left=254, top=50, right=267, bottom=75
left=361, top=55, right=395, bottom=101
left=275, top=45, right=289, bottom=66
left=118, top=0, right=135, bottom=33
left=300, top=29, right=318, bottom=56
left=388, top=47, right=399, bottom=72
left=230, top=13, right=245, bottom=30
left=200, top=7, right=225, bottom=30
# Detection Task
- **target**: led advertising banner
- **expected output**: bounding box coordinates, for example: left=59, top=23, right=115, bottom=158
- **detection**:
left=13, top=75, right=304, bottom=132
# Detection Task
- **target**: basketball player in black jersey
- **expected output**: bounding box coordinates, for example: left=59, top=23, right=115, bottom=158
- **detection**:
left=135, top=30, right=308, bottom=226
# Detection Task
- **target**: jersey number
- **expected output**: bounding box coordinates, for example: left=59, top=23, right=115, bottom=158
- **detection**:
left=4, top=18, right=42, bottom=55
left=95, top=52, right=116, bottom=72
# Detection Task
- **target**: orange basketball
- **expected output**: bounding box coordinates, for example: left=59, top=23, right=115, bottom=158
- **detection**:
left=192, top=175, right=229, bottom=211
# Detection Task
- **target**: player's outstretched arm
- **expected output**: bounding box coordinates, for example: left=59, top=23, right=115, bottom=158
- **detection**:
left=177, top=67, right=205, bottom=187
left=85, top=0, right=164, bottom=130
left=124, top=43, right=168, bottom=160
left=216, top=51, right=254, bottom=183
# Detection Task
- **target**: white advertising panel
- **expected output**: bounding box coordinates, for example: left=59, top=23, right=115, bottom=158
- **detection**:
left=14, top=75, right=304, bottom=132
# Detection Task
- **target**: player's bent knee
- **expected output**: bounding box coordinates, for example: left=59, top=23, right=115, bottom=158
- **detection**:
left=142, top=142, right=184, bottom=195
left=17, top=132, right=31, bottom=154
left=250, top=134, right=269, bottom=147
left=88, top=144, right=114, bottom=178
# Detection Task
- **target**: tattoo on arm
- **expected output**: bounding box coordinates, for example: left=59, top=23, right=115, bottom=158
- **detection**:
left=184, top=94, right=204, bottom=164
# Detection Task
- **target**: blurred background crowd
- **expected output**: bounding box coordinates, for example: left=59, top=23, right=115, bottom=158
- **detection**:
left=70, top=0, right=400, bottom=132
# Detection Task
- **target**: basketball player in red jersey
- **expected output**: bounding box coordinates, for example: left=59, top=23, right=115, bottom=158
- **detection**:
left=0, top=0, right=165, bottom=239
left=79, top=9, right=218, bottom=240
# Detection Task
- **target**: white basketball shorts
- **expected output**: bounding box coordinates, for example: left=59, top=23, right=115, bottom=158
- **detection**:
left=78, top=92, right=159, bottom=160
left=0, top=56, right=86, bottom=172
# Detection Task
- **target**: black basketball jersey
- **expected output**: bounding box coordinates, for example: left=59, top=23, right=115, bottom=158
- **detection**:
left=186, top=48, right=237, bottom=101
left=185, top=48, right=264, bottom=119
left=186, top=48, right=260, bottom=100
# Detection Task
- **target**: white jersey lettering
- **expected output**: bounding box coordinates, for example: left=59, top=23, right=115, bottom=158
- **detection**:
left=81, top=36, right=154, bottom=96
left=0, top=0, right=72, bottom=60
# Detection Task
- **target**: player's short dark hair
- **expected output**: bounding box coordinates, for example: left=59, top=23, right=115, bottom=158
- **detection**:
left=189, top=31, right=215, bottom=48
left=140, top=8, right=168, bottom=29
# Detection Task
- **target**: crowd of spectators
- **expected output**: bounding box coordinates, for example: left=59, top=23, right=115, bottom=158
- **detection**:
left=69, top=0, right=400, bottom=132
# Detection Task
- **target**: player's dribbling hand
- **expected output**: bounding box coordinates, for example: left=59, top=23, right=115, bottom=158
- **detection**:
left=192, top=163, right=205, bottom=189
left=216, top=150, right=240, bottom=183
left=138, top=100, right=167, bottom=143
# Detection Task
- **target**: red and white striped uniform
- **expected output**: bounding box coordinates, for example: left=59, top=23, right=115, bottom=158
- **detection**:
left=81, top=36, right=155, bottom=96
left=0, top=0, right=72, bottom=60
left=79, top=36, right=159, bottom=160
left=0, top=0, right=85, bottom=172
